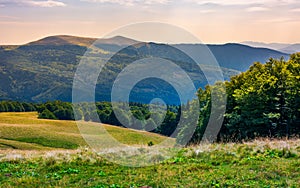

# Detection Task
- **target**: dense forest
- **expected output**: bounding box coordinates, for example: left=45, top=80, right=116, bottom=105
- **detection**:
left=179, top=53, right=300, bottom=143
left=0, top=53, right=299, bottom=143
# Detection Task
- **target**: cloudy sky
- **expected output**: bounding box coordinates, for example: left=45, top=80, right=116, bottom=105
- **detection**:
left=1, top=0, right=300, bottom=44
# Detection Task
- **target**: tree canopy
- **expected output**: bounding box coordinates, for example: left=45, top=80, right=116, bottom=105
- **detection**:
left=179, top=53, right=300, bottom=144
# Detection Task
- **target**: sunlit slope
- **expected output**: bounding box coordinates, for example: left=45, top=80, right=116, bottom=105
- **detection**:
left=0, top=112, right=171, bottom=150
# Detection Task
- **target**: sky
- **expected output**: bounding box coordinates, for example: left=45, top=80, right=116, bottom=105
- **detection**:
left=0, top=0, right=300, bottom=44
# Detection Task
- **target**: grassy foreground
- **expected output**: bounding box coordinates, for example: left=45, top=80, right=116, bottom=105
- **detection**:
left=0, top=112, right=299, bottom=187
left=0, top=140, right=299, bottom=187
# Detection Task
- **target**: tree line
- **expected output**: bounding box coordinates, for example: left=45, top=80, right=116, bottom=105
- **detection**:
left=36, top=100, right=184, bottom=137
left=0, top=101, right=36, bottom=112
left=178, top=53, right=300, bottom=144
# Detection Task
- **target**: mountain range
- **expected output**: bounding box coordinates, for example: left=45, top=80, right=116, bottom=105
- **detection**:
left=241, top=41, right=300, bottom=54
left=0, top=35, right=291, bottom=104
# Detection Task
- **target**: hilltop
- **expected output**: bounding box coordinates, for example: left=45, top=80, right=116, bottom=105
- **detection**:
left=0, top=35, right=289, bottom=103
left=26, top=35, right=138, bottom=47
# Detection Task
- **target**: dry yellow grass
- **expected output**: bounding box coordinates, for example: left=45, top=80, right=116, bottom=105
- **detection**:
left=0, top=112, right=172, bottom=150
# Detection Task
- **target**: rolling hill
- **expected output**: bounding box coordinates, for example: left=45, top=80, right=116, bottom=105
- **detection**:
left=0, top=112, right=169, bottom=150
left=0, top=35, right=289, bottom=104
left=27, top=35, right=138, bottom=47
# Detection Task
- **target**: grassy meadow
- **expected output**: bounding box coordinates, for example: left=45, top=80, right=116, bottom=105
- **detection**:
left=0, top=112, right=299, bottom=187
left=0, top=112, right=170, bottom=150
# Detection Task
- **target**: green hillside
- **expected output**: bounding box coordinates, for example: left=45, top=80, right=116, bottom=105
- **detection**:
left=0, top=112, right=171, bottom=150
left=0, top=35, right=289, bottom=104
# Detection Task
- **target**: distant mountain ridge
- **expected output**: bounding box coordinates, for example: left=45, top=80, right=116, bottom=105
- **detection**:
left=279, top=44, right=300, bottom=54
left=241, top=41, right=290, bottom=50
left=0, top=35, right=290, bottom=104
left=242, top=41, right=300, bottom=54
left=173, top=43, right=288, bottom=72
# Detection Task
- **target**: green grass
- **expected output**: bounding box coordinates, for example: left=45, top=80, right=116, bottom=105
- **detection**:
left=0, top=142, right=299, bottom=187
left=0, top=138, right=52, bottom=150
left=8, top=137, right=79, bottom=149
left=0, top=112, right=299, bottom=187
left=0, top=112, right=171, bottom=150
